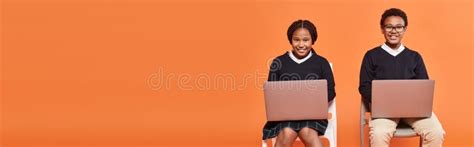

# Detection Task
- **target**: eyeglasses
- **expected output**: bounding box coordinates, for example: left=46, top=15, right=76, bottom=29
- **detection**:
left=383, top=25, right=405, bottom=32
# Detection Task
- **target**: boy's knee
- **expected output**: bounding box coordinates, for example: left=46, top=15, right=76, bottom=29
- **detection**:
left=423, top=128, right=445, bottom=142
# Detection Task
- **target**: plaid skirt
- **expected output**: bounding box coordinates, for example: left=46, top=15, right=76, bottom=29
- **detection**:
left=262, top=119, right=328, bottom=140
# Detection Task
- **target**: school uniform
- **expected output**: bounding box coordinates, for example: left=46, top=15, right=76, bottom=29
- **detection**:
left=262, top=49, right=335, bottom=140
left=358, top=44, right=445, bottom=147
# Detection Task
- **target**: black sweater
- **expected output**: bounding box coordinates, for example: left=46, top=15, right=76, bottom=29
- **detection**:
left=268, top=50, right=336, bottom=102
left=358, top=46, right=429, bottom=107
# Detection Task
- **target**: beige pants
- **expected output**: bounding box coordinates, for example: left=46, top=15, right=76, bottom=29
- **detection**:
left=369, top=113, right=446, bottom=147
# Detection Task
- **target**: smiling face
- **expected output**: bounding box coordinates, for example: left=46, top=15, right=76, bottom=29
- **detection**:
left=291, top=28, right=313, bottom=59
left=382, top=16, right=407, bottom=49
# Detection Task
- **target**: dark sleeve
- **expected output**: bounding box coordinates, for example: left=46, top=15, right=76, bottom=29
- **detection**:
left=358, top=52, right=374, bottom=103
left=267, top=58, right=281, bottom=81
left=414, top=53, right=429, bottom=79
left=322, top=60, right=336, bottom=102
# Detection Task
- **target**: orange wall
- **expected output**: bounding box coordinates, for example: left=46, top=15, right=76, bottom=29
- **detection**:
left=2, top=0, right=473, bottom=146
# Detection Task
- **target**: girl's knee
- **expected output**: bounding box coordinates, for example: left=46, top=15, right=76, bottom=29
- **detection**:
left=276, top=128, right=297, bottom=146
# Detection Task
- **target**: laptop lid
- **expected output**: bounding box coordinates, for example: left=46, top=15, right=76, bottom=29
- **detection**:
left=371, top=80, right=434, bottom=118
left=264, top=80, right=328, bottom=121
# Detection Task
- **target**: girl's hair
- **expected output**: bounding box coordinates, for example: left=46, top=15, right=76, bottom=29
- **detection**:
left=287, top=19, right=318, bottom=44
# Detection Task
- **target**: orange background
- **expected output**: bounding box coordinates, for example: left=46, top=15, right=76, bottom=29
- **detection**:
left=1, top=0, right=473, bottom=146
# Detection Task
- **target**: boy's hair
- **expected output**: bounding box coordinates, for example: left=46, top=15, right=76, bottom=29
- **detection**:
left=380, top=8, right=408, bottom=27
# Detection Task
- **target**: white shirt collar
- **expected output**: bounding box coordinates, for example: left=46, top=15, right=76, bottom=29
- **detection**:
left=288, top=50, right=313, bottom=64
left=381, top=43, right=405, bottom=57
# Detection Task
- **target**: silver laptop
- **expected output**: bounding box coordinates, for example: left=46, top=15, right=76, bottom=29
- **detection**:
left=372, top=80, right=434, bottom=118
left=264, top=80, right=328, bottom=121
